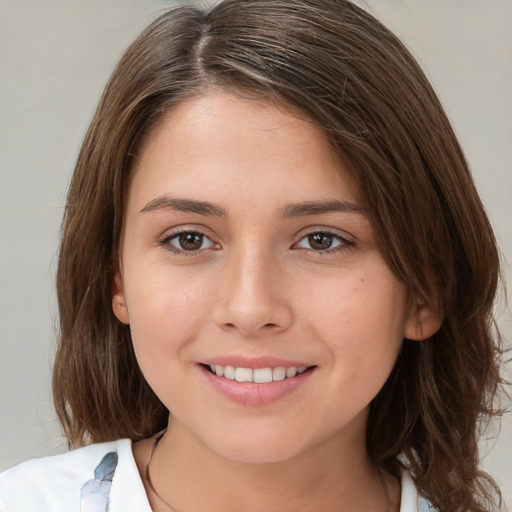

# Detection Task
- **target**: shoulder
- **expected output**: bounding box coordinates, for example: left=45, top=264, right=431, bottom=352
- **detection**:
left=0, top=439, right=151, bottom=512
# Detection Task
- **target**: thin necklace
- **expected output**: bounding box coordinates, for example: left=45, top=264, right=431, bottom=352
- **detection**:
left=144, top=430, right=397, bottom=512
left=145, top=429, right=179, bottom=512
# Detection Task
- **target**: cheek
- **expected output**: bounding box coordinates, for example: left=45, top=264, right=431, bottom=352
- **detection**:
left=125, top=273, right=214, bottom=408
left=124, top=266, right=213, bottom=369
left=307, top=273, right=408, bottom=337
left=304, top=269, right=408, bottom=390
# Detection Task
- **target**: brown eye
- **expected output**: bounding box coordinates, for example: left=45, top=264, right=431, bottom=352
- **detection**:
left=308, top=233, right=335, bottom=250
left=295, top=231, right=349, bottom=252
left=179, top=233, right=204, bottom=250
left=166, top=231, right=216, bottom=252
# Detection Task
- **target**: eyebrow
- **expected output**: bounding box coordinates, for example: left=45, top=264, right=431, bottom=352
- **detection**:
left=279, top=199, right=364, bottom=217
left=140, top=196, right=228, bottom=217
left=140, top=196, right=363, bottom=218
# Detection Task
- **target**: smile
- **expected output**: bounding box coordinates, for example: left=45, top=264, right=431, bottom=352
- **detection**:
left=208, top=365, right=309, bottom=383
left=201, top=362, right=316, bottom=405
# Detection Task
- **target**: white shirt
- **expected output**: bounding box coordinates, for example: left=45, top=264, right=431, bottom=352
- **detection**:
left=0, top=439, right=433, bottom=511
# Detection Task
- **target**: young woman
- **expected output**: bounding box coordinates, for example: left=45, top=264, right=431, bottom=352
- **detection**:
left=0, top=1, right=506, bottom=511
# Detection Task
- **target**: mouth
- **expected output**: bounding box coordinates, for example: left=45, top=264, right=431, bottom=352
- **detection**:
left=200, top=363, right=316, bottom=383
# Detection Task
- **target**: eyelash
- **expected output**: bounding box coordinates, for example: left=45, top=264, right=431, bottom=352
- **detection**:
left=294, top=230, right=354, bottom=254
left=159, top=229, right=354, bottom=256
left=160, top=229, right=219, bottom=256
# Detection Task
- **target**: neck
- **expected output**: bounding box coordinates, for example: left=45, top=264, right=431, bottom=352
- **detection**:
left=139, top=417, right=399, bottom=512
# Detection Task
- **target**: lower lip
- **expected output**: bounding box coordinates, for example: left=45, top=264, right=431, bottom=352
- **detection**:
left=199, top=365, right=315, bottom=406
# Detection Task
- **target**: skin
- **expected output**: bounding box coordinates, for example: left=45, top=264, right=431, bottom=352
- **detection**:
left=114, top=90, right=440, bottom=512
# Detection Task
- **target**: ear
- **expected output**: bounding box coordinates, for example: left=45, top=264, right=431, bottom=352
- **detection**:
left=112, top=271, right=130, bottom=324
left=404, top=299, right=442, bottom=341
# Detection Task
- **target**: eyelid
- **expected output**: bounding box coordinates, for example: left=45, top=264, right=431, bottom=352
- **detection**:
left=295, top=225, right=355, bottom=242
left=159, top=225, right=221, bottom=254
left=292, top=227, right=355, bottom=253
left=158, top=225, right=354, bottom=256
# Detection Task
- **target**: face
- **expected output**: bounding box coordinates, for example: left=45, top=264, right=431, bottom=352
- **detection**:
left=114, top=91, right=432, bottom=464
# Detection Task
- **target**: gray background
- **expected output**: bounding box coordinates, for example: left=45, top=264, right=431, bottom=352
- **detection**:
left=1, top=0, right=510, bottom=504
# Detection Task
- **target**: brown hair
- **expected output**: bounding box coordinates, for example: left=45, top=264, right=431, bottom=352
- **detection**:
left=53, top=1, right=506, bottom=509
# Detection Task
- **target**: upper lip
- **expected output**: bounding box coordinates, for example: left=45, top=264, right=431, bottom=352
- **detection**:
left=200, top=356, right=313, bottom=369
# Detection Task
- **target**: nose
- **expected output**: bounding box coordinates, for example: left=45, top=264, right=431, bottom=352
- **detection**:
left=212, top=246, right=293, bottom=337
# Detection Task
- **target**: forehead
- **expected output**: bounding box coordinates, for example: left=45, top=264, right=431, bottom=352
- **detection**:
left=128, top=90, right=360, bottom=209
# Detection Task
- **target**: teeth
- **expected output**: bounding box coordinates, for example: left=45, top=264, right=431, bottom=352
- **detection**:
left=253, top=368, right=272, bottom=383
left=272, top=367, right=286, bottom=381
left=224, top=366, right=235, bottom=380
left=285, top=367, right=297, bottom=378
left=235, top=367, right=253, bottom=382
left=208, top=364, right=310, bottom=382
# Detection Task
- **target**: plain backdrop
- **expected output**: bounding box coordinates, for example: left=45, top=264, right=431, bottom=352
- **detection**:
left=1, top=0, right=511, bottom=505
